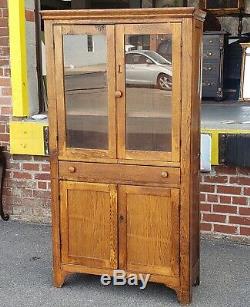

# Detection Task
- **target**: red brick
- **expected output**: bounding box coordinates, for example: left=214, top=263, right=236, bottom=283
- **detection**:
left=200, top=203, right=211, bottom=212
left=41, top=163, right=50, bottom=172
left=0, top=78, right=9, bottom=86
left=38, top=182, right=47, bottom=190
left=203, top=213, right=226, bottom=223
left=239, top=207, right=250, bottom=216
left=215, top=166, right=236, bottom=175
left=244, top=187, right=250, bottom=196
left=200, top=223, right=212, bottom=231
left=0, top=133, right=9, bottom=142
left=240, top=227, right=250, bottom=236
left=213, top=204, right=237, bottom=214
left=200, top=193, right=205, bottom=202
left=1, top=106, right=11, bottom=115
left=13, top=172, right=32, bottom=180
left=217, top=186, right=241, bottom=195
left=230, top=176, right=250, bottom=185
left=200, top=184, right=215, bottom=193
left=1, top=87, right=11, bottom=96
left=203, top=176, right=228, bottom=184
left=0, top=124, right=5, bottom=133
left=0, top=18, right=7, bottom=27
left=34, top=173, right=51, bottom=181
left=207, top=194, right=218, bottom=203
left=0, top=97, right=11, bottom=105
left=214, top=224, right=238, bottom=235
left=0, top=1, right=7, bottom=8
left=0, top=36, right=8, bottom=45
left=23, top=163, right=39, bottom=171
left=219, top=195, right=231, bottom=204
left=232, top=197, right=247, bottom=206
left=0, top=28, right=8, bottom=36
left=229, top=216, right=250, bottom=226
left=25, top=10, right=35, bottom=22
left=1, top=8, right=8, bottom=17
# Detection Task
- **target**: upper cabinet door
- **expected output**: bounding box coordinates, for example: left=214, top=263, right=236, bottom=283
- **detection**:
left=116, top=23, right=182, bottom=162
left=54, top=25, right=116, bottom=161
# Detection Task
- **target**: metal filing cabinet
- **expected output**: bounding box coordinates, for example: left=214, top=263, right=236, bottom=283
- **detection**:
left=202, top=31, right=228, bottom=100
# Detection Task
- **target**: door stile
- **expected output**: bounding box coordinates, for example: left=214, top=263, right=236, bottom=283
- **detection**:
left=116, top=24, right=126, bottom=160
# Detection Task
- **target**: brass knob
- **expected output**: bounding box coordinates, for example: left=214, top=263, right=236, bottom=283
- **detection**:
left=115, top=91, right=122, bottom=98
left=208, top=52, right=212, bottom=56
left=161, top=171, right=168, bottom=178
left=68, top=166, right=76, bottom=173
left=208, top=67, right=212, bottom=71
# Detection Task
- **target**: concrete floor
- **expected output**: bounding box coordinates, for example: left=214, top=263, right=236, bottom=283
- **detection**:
left=0, top=221, right=249, bottom=307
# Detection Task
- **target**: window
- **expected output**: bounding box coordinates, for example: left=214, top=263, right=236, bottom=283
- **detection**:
left=87, top=35, right=94, bottom=52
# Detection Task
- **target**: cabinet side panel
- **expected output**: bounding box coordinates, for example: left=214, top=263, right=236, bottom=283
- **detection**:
left=191, top=18, right=203, bottom=285
left=44, top=20, right=63, bottom=286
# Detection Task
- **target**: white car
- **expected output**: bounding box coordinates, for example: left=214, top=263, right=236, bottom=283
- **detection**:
left=125, top=50, right=172, bottom=90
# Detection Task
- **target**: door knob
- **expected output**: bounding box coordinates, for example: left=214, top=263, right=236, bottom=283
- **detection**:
left=115, top=91, right=123, bottom=98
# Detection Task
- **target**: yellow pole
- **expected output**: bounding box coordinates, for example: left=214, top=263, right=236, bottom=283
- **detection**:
left=8, top=0, right=29, bottom=117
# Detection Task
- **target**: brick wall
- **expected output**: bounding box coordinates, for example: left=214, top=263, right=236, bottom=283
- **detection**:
left=0, top=0, right=51, bottom=223
left=0, top=1, right=249, bottom=240
left=201, top=166, right=250, bottom=238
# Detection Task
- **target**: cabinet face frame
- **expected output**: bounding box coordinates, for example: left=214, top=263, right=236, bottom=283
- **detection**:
left=116, top=23, right=182, bottom=162
left=54, top=24, right=117, bottom=161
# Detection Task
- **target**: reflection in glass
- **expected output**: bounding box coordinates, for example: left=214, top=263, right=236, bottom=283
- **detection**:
left=125, top=34, right=173, bottom=152
left=63, top=31, right=108, bottom=149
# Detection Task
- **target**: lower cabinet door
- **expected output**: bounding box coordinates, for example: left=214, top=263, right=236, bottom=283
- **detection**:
left=119, top=185, right=180, bottom=277
left=60, top=181, right=118, bottom=269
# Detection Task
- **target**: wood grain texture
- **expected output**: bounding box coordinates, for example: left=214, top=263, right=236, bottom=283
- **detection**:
left=59, top=162, right=180, bottom=187
left=60, top=181, right=118, bottom=269
left=119, top=185, right=180, bottom=277
left=41, top=8, right=206, bottom=22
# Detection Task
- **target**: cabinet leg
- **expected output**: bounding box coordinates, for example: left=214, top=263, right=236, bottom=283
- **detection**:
left=176, top=289, right=192, bottom=305
left=53, top=269, right=67, bottom=288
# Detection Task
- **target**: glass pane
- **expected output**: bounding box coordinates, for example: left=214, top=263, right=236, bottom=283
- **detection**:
left=63, top=30, right=108, bottom=149
left=125, top=34, right=172, bottom=152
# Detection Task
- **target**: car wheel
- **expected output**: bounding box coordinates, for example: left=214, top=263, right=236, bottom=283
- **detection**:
left=157, top=74, right=172, bottom=90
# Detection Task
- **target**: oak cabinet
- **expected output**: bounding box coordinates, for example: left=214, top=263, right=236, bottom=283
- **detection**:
left=42, top=7, right=205, bottom=304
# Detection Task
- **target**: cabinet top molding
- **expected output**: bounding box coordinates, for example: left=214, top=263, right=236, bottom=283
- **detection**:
left=41, top=8, right=206, bottom=22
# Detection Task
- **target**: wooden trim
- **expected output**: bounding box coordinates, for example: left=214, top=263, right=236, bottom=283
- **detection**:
left=41, top=8, right=206, bottom=21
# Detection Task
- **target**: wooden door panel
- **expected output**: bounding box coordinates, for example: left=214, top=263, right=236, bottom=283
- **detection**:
left=119, top=186, right=180, bottom=277
left=60, top=181, right=117, bottom=269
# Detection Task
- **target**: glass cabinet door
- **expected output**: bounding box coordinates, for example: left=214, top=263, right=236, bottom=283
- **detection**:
left=116, top=23, right=181, bottom=162
left=54, top=25, right=116, bottom=160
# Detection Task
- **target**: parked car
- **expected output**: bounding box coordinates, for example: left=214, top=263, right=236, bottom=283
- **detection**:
left=125, top=50, right=172, bottom=90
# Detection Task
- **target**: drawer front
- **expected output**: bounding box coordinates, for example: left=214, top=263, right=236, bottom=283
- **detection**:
left=203, top=35, right=224, bottom=49
left=203, top=48, right=220, bottom=60
left=59, top=162, right=180, bottom=187
left=203, top=62, right=219, bottom=77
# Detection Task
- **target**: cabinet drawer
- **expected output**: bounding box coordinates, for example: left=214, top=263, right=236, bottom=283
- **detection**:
left=59, top=162, right=180, bottom=187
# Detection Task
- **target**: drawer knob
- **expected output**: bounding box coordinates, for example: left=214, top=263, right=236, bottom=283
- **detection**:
left=69, top=166, right=76, bottom=173
left=208, top=52, right=213, bottom=56
left=161, top=171, right=169, bottom=178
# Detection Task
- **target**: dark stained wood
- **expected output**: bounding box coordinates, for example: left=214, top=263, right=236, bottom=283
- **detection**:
left=43, top=8, right=204, bottom=304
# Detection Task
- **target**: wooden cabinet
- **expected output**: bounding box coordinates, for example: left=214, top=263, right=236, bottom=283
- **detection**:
left=42, top=8, right=205, bottom=304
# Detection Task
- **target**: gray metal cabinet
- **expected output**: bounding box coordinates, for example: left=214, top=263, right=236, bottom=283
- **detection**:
left=202, top=31, right=228, bottom=100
